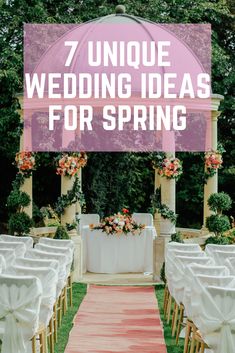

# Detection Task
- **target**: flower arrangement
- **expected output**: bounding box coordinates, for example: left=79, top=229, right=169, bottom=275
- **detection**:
left=205, top=151, right=223, bottom=178
left=15, top=151, right=35, bottom=174
left=90, top=208, right=145, bottom=235
left=56, top=152, right=87, bottom=177
left=153, top=155, right=183, bottom=180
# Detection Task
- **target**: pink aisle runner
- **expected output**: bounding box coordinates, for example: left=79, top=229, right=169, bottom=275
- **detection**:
left=64, top=285, right=167, bottom=353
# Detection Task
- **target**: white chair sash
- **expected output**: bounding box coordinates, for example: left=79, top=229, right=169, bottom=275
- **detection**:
left=5, top=265, right=57, bottom=327
left=191, top=285, right=235, bottom=353
left=0, top=234, right=33, bottom=250
left=0, top=274, right=42, bottom=353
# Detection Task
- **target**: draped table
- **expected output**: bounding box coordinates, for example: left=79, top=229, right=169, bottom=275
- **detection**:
left=82, top=227, right=156, bottom=274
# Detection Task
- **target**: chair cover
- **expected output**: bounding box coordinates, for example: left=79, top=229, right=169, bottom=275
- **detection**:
left=0, top=234, right=33, bottom=250
left=0, top=255, right=6, bottom=273
left=205, top=244, right=235, bottom=257
left=0, top=274, right=42, bottom=353
left=0, top=241, right=26, bottom=257
left=132, top=213, right=154, bottom=226
left=187, top=264, right=230, bottom=277
left=166, top=242, right=201, bottom=257
left=25, top=249, right=67, bottom=296
left=168, top=256, right=213, bottom=305
left=79, top=214, right=100, bottom=234
left=5, top=265, right=57, bottom=327
left=35, top=243, right=73, bottom=273
left=39, top=237, right=74, bottom=251
left=225, top=257, right=235, bottom=276
left=0, top=248, right=16, bottom=266
left=14, top=257, right=59, bottom=273
left=190, top=285, right=235, bottom=353
left=213, top=250, right=235, bottom=266
left=167, top=249, right=205, bottom=258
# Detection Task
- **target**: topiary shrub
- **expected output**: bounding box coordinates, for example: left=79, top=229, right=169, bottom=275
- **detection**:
left=8, top=212, right=33, bottom=236
left=54, top=225, right=70, bottom=240
left=206, top=214, right=231, bottom=236
left=206, top=192, right=232, bottom=241
left=205, top=235, right=230, bottom=245
left=207, top=192, right=232, bottom=215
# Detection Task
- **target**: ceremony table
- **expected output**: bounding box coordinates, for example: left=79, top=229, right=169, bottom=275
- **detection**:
left=82, top=227, right=156, bottom=274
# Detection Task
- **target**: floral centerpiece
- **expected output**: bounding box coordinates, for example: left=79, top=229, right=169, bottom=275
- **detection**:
left=153, top=155, right=183, bottom=180
left=15, top=151, right=35, bottom=174
left=90, top=208, right=145, bottom=235
left=56, top=152, right=87, bottom=177
left=205, top=151, right=223, bottom=178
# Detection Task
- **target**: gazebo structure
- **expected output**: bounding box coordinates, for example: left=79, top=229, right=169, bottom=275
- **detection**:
left=18, top=6, right=224, bottom=281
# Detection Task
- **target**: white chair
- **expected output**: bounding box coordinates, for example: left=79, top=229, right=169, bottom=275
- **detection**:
left=0, top=248, right=16, bottom=266
left=132, top=213, right=154, bottom=226
left=0, top=274, right=42, bottom=353
left=79, top=213, right=100, bottom=234
left=166, top=242, right=201, bottom=257
left=0, top=234, right=33, bottom=250
left=39, top=237, right=74, bottom=251
left=205, top=244, right=235, bottom=257
left=190, top=285, right=235, bottom=353
left=0, top=255, right=6, bottom=273
left=35, top=243, right=73, bottom=274
left=213, top=250, right=235, bottom=266
left=5, top=265, right=57, bottom=328
left=187, top=263, right=230, bottom=277
left=14, top=257, right=59, bottom=273
left=25, top=249, right=67, bottom=297
left=0, top=241, right=26, bottom=257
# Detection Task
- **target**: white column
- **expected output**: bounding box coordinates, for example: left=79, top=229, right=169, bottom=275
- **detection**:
left=160, top=174, right=176, bottom=236
left=202, top=96, right=223, bottom=226
left=61, top=175, right=76, bottom=226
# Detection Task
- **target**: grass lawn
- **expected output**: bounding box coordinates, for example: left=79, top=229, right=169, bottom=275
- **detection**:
left=55, top=283, right=87, bottom=353
left=155, top=285, right=185, bottom=353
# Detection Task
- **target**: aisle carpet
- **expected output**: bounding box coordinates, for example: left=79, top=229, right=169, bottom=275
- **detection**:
left=64, top=285, right=167, bottom=353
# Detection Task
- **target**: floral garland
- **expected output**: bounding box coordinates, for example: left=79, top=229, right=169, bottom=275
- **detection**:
left=153, top=154, right=183, bottom=181
left=56, top=152, right=87, bottom=177
left=15, top=151, right=35, bottom=176
left=90, top=209, right=145, bottom=235
left=205, top=150, right=223, bottom=179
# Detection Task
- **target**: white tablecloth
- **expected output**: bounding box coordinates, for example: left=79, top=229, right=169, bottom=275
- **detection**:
left=82, top=227, right=156, bottom=274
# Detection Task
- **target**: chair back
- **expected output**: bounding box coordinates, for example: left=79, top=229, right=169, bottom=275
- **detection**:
left=0, top=234, right=33, bottom=250
left=5, top=265, right=57, bottom=326
left=213, top=250, right=235, bottom=265
left=79, top=214, right=100, bottom=233
left=205, top=244, right=235, bottom=257
left=132, top=213, right=154, bottom=226
left=187, top=264, right=230, bottom=277
left=39, top=237, right=74, bottom=251
left=225, top=257, right=235, bottom=276
left=25, top=249, right=67, bottom=296
left=195, top=274, right=235, bottom=288
left=166, top=242, right=201, bottom=256
left=0, top=274, right=42, bottom=353
left=14, top=257, right=59, bottom=273
left=0, top=248, right=16, bottom=266
left=0, top=241, right=26, bottom=257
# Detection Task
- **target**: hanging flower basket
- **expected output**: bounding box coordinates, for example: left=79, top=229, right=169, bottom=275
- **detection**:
left=205, top=150, right=223, bottom=179
left=15, top=151, right=35, bottom=175
left=153, top=155, right=183, bottom=181
left=56, top=152, right=87, bottom=177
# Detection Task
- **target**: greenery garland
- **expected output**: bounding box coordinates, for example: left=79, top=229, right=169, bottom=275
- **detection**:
left=55, top=176, right=85, bottom=216
left=151, top=187, right=178, bottom=225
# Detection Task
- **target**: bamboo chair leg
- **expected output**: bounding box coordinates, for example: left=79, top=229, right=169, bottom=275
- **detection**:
left=183, top=319, right=191, bottom=353
left=69, top=275, right=73, bottom=307
left=164, top=290, right=169, bottom=319
left=176, top=303, right=184, bottom=345
left=167, top=295, right=172, bottom=324
left=48, top=318, right=54, bottom=353
left=32, top=336, right=37, bottom=353
left=200, top=342, right=205, bottom=353
left=190, top=324, right=197, bottom=353
left=163, top=285, right=168, bottom=317
left=172, top=302, right=179, bottom=337
left=53, top=304, right=58, bottom=343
